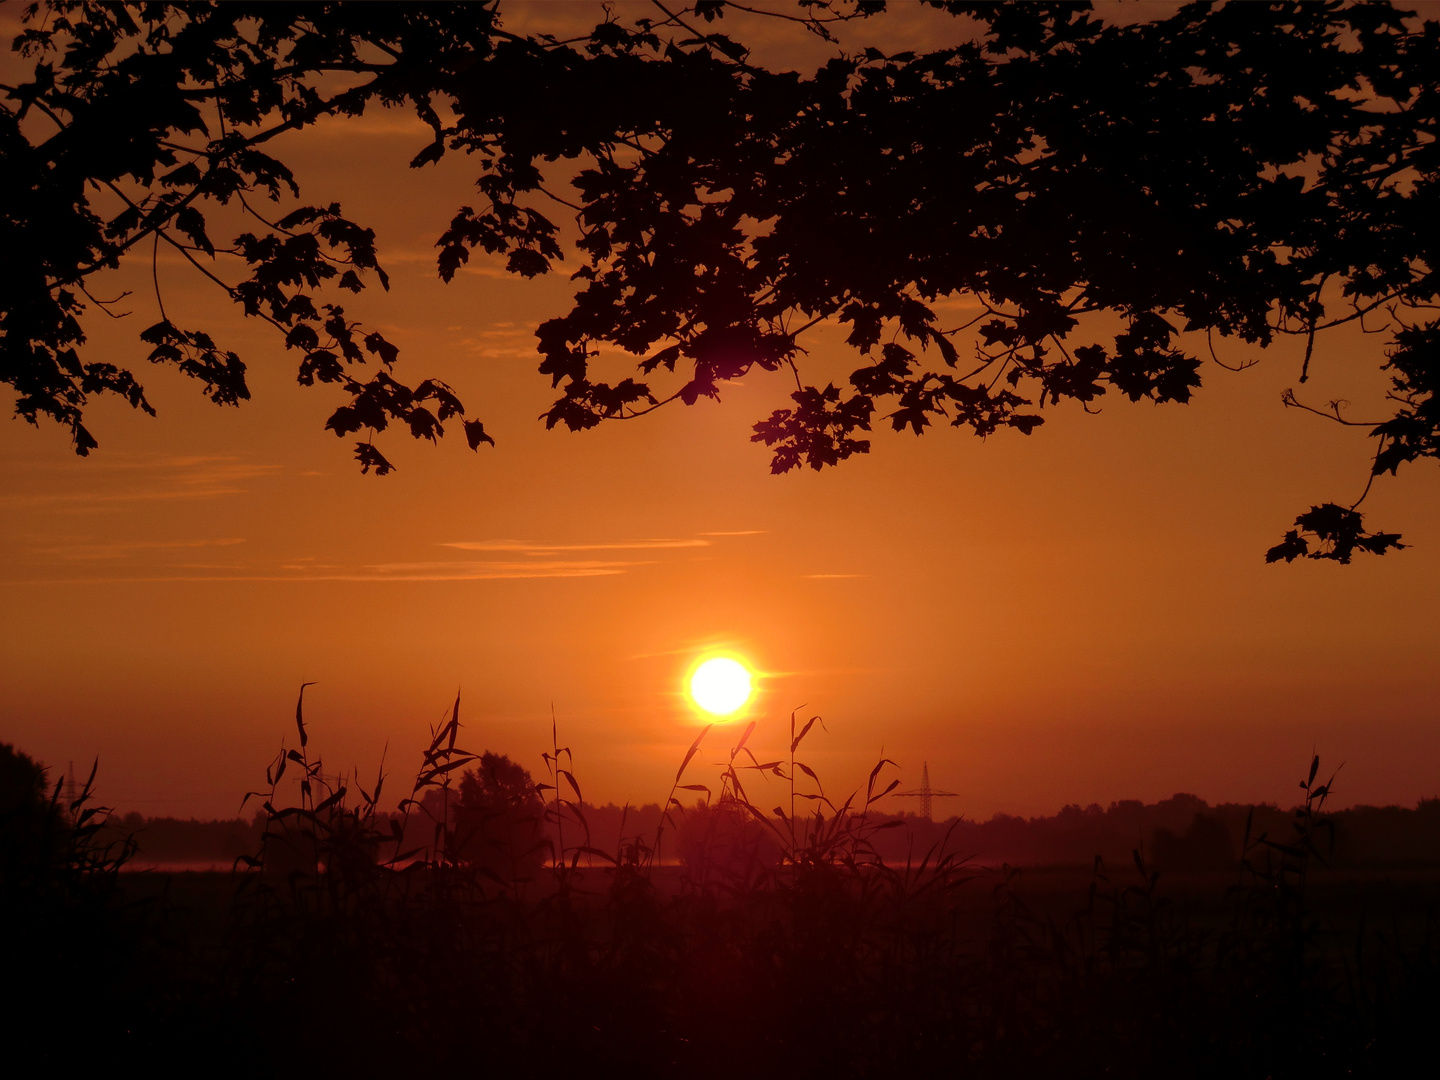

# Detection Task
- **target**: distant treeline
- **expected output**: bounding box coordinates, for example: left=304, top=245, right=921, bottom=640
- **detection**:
left=108, top=812, right=265, bottom=864
left=875, top=796, right=1440, bottom=870
left=106, top=794, right=1440, bottom=869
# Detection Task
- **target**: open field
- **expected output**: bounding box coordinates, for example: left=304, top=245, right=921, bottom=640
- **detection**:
left=16, top=849, right=1433, bottom=1078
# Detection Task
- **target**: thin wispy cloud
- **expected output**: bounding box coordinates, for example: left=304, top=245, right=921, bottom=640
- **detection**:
left=10, top=561, right=643, bottom=585
left=628, top=638, right=754, bottom=661
left=308, top=112, right=434, bottom=138
left=1, top=456, right=279, bottom=510
left=367, top=559, right=647, bottom=579
left=3, top=484, right=255, bottom=509
left=449, top=251, right=578, bottom=283
left=442, top=539, right=711, bottom=554
left=35, top=538, right=247, bottom=562
left=447, top=323, right=539, bottom=359
left=8, top=453, right=244, bottom=474
left=7, top=534, right=743, bottom=586
left=5, top=555, right=655, bottom=586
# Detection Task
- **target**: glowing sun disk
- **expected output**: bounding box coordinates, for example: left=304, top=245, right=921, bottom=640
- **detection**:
left=689, top=657, right=753, bottom=716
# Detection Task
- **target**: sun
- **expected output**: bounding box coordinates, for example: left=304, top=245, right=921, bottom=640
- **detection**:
left=688, top=656, right=754, bottom=716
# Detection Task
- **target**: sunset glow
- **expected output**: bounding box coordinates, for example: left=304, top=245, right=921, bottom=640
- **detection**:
left=688, top=656, right=754, bottom=716
left=8, top=3, right=1440, bottom=1067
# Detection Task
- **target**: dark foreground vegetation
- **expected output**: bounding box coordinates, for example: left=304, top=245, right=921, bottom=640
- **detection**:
left=4, top=702, right=1439, bottom=1078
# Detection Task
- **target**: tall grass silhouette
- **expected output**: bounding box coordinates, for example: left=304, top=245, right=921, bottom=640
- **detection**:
left=6, top=698, right=1438, bottom=1077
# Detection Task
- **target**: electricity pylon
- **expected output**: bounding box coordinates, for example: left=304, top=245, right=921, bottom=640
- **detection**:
left=891, top=762, right=959, bottom=820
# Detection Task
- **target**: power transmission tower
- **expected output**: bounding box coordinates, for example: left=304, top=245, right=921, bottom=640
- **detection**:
left=891, top=762, right=959, bottom=820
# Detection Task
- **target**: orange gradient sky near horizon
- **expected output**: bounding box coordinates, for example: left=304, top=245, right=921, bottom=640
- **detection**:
left=2, top=2, right=1438, bottom=820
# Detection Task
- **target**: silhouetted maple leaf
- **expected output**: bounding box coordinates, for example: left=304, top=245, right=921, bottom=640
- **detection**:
left=1265, top=505, right=1406, bottom=565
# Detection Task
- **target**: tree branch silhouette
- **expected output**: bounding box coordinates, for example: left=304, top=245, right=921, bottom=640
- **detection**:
left=4, top=2, right=1436, bottom=556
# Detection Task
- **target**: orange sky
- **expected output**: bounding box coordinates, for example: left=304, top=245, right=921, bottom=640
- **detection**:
left=3, top=2, right=1438, bottom=819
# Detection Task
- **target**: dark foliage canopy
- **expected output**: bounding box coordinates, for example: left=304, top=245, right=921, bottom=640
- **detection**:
left=3, top=1, right=1437, bottom=559
left=0, top=741, right=49, bottom=820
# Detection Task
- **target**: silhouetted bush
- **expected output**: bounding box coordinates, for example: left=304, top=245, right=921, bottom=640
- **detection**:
left=0, top=745, right=151, bottom=1067
left=676, top=796, right=781, bottom=884
left=452, top=752, right=547, bottom=880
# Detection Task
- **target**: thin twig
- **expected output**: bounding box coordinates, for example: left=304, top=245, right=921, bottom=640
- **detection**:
left=151, top=231, right=168, bottom=324
left=1279, top=388, right=1382, bottom=428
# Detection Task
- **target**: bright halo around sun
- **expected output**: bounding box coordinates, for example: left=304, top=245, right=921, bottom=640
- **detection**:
left=688, top=656, right=754, bottom=716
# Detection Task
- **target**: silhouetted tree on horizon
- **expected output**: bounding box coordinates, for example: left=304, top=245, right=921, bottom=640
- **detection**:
left=452, top=750, right=547, bottom=879
left=4, top=1, right=1436, bottom=559
left=0, top=741, right=56, bottom=870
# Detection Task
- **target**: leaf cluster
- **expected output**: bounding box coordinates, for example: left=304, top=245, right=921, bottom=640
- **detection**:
left=427, top=1, right=1440, bottom=555
left=3, top=1, right=500, bottom=469
left=6, top=2, right=1439, bottom=553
